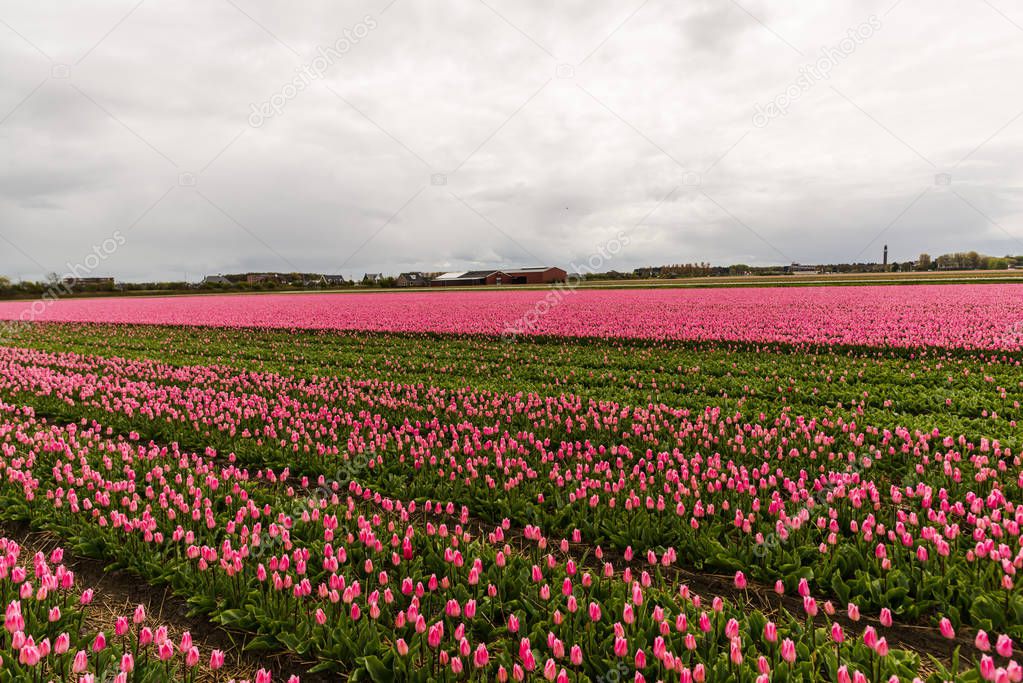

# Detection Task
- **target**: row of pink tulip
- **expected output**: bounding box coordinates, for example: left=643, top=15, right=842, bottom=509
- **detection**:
left=0, top=535, right=292, bottom=682
left=0, top=345, right=1018, bottom=634
left=2, top=284, right=1022, bottom=349
left=0, top=404, right=996, bottom=681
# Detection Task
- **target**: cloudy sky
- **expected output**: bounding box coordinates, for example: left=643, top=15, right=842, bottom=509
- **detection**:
left=1, top=0, right=1022, bottom=281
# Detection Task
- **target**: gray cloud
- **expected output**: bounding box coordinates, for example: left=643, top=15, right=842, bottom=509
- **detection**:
left=1, top=0, right=1022, bottom=283
left=680, top=1, right=762, bottom=56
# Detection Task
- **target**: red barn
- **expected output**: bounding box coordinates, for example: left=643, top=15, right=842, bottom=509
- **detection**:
left=430, top=270, right=512, bottom=286
left=504, top=267, right=567, bottom=284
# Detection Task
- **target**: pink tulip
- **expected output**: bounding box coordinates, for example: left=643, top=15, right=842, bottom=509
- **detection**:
left=725, top=618, right=739, bottom=639
left=730, top=639, right=743, bottom=665
left=939, top=618, right=955, bottom=640
left=997, top=634, right=1014, bottom=658
left=428, top=623, right=443, bottom=648
left=780, top=638, right=796, bottom=663
left=18, top=645, right=40, bottom=666
left=863, top=626, right=878, bottom=649
left=981, top=655, right=996, bottom=681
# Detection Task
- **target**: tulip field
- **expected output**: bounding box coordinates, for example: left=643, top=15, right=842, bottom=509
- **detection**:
left=0, top=285, right=1022, bottom=681
left=0, top=284, right=1022, bottom=350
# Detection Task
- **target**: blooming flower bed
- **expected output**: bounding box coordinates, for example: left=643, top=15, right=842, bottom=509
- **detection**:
left=0, top=534, right=267, bottom=682
left=0, top=405, right=995, bottom=681
left=0, top=283, right=1022, bottom=350
left=0, top=292, right=1020, bottom=680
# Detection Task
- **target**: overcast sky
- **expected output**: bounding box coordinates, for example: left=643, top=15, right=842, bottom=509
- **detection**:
left=1, top=0, right=1022, bottom=281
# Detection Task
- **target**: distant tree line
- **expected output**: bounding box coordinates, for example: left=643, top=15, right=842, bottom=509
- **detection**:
left=1, top=251, right=1019, bottom=300
left=581, top=251, right=1022, bottom=281
left=0, top=272, right=360, bottom=301
left=915, top=251, right=1017, bottom=271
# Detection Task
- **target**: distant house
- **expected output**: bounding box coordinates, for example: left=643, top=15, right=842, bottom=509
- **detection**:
left=634, top=267, right=662, bottom=278
left=298, top=273, right=350, bottom=287
left=430, top=266, right=567, bottom=286
left=245, top=272, right=288, bottom=285
left=503, top=267, right=567, bottom=284
left=62, top=277, right=115, bottom=288
left=202, top=275, right=232, bottom=285
left=396, top=272, right=428, bottom=287
left=430, top=270, right=512, bottom=287
left=362, top=273, right=384, bottom=285
left=432, top=272, right=468, bottom=285
left=322, top=274, right=348, bottom=286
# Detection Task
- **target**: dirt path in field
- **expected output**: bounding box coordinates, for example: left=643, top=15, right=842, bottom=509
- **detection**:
left=0, top=520, right=329, bottom=683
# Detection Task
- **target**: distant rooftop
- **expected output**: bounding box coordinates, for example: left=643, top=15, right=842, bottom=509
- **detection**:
left=461, top=270, right=506, bottom=278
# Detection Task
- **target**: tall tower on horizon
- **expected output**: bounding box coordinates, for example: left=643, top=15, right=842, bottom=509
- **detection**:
left=883, top=244, right=888, bottom=266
